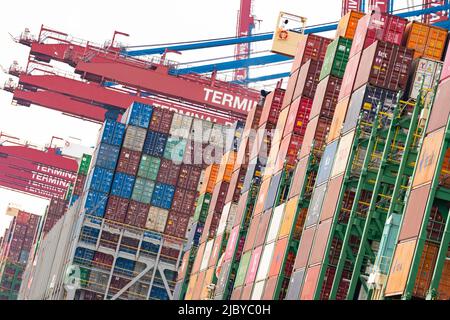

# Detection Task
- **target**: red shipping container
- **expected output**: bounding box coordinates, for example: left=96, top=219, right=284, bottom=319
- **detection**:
left=225, top=167, right=247, bottom=204
left=73, top=174, right=87, bottom=195
left=259, top=88, right=285, bottom=126
left=284, top=97, right=313, bottom=137
left=293, top=59, right=323, bottom=100
left=177, top=164, right=202, bottom=191
left=309, top=76, right=342, bottom=120
left=292, top=34, right=333, bottom=72
left=125, top=200, right=150, bottom=228
left=93, top=251, right=114, bottom=268
left=105, top=196, right=129, bottom=223
left=149, top=108, right=174, bottom=134
left=157, top=159, right=181, bottom=185
left=164, top=211, right=191, bottom=238
left=116, top=148, right=141, bottom=176
left=208, top=182, right=230, bottom=216
left=355, top=41, right=413, bottom=92
left=171, top=188, right=196, bottom=214
left=350, top=12, right=407, bottom=58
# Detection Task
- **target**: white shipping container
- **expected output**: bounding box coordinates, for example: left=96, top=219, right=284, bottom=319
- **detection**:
left=226, top=203, right=238, bottom=234
left=190, top=119, right=213, bottom=144
left=123, top=126, right=147, bottom=152
left=217, top=203, right=231, bottom=235
left=146, top=207, right=169, bottom=233
left=197, top=170, right=206, bottom=193
left=409, top=58, right=443, bottom=100
left=255, top=242, right=275, bottom=282
left=170, top=114, right=193, bottom=139
left=200, top=239, right=214, bottom=271
left=251, top=280, right=266, bottom=300
left=266, top=204, right=285, bottom=243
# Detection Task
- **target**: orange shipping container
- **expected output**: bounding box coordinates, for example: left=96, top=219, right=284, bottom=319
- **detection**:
left=403, top=21, right=447, bottom=60
left=385, top=239, right=417, bottom=297
left=279, top=196, right=299, bottom=238
left=253, top=178, right=271, bottom=216
left=336, top=10, right=365, bottom=40
left=184, top=273, right=198, bottom=300
left=413, top=242, right=439, bottom=299
left=192, top=270, right=206, bottom=300
left=412, top=127, right=445, bottom=188
left=200, top=164, right=220, bottom=194
left=217, top=151, right=236, bottom=183
left=200, top=267, right=215, bottom=299
left=328, top=97, right=350, bottom=143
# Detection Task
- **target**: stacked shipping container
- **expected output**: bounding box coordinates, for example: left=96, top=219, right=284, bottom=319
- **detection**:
left=0, top=209, right=41, bottom=300
left=66, top=101, right=234, bottom=300
left=284, top=10, right=448, bottom=300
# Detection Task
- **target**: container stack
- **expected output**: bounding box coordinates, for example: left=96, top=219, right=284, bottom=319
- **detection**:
left=383, top=45, right=450, bottom=300
left=195, top=88, right=286, bottom=301
left=182, top=104, right=261, bottom=300
left=172, top=118, right=233, bottom=299
left=70, top=154, right=92, bottom=206
left=67, top=101, right=211, bottom=300
left=224, top=33, right=332, bottom=301
left=182, top=120, right=245, bottom=300
left=42, top=198, right=69, bottom=235
left=283, top=11, right=448, bottom=300
left=0, top=209, right=41, bottom=300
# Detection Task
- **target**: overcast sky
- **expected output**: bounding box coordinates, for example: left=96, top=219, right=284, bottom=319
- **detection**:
left=0, top=1, right=420, bottom=234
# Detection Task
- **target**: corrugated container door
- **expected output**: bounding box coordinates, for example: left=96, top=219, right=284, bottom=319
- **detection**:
left=123, top=126, right=147, bottom=152
left=137, top=155, right=160, bottom=180
left=122, top=102, right=153, bottom=129
left=131, top=178, right=155, bottom=204
left=111, top=173, right=136, bottom=199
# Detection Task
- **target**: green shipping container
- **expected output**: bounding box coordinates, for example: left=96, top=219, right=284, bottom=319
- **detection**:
left=79, top=266, right=91, bottom=288
left=138, top=155, right=161, bottom=180
left=164, top=137, right=187, bottom=163
left=78, top=154, right=92, bottom=175
left=193, top=193, right=211, bottom=222
left=234, top=251, right=251, bottom=288
left=320, top=37, right=352, bottom=81
left=65, top=183, right=74, bottom=200
left=132, top=178, right=155, bottom=204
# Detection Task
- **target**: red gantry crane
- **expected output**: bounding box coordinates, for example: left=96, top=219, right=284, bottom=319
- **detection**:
left=234, top=0, right=255, bottom=82
left=4, top=26, right=260, bottom=125
left=0, top=133, right=78, bottom=200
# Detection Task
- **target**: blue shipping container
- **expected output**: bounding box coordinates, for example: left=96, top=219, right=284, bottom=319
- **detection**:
left=123, top=102, right=153, bottom=129
left=316, top=140, right=338, bottom=186
left=94, top=143, right=120, bottom=170
left=80, top=226, right=100, bottom=245
left=141, top=241, right=160, bottom=255
left=99, top=119, right=126, bottom=147
left=151, top=183, right=175, bottom=209
left=111, top=173, right=136, bottom=199
left=87, top=166, right=114, bottom=194
left=74, top=247, right=95, bottom=265
left=114, top=257, right=136, bottom=277
left=84, top=190, right=108, bottom=217
left=150, top=285, right=169, bottom=300
left=143, top=131, right=168, bottom=157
